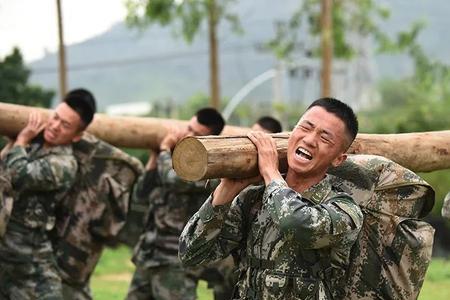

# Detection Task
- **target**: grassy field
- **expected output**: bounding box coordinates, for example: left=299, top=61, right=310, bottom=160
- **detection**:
left=92, top=246, right=450, bottom=300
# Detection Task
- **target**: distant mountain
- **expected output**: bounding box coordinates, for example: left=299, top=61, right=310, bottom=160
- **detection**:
left=29, top=0, right=450, bottom=112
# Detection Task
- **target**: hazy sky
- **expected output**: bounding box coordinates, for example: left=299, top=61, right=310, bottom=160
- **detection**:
left=0, top=0, right=127, bottom=62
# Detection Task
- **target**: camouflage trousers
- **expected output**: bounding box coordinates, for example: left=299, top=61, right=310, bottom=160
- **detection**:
left=61, top=280, right=92, bottom=300
left=125, top=265, right=197, bottom=300
left=0, top=225, right=63, bottom=300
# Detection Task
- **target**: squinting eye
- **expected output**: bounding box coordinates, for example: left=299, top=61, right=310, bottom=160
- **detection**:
left=299, top=125, right=310, bottom=131
left=321, top=136, right=332, bottom=144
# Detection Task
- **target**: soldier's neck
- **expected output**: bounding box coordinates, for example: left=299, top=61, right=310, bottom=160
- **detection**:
left=285, top=170, right=325, bottom=193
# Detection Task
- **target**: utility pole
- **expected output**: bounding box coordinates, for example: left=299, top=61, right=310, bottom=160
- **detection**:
left=208, top=0, right=220, bottom=109
left=56, top=0, right=68, bottom=99
left=320, top=0, right=333, bottom=97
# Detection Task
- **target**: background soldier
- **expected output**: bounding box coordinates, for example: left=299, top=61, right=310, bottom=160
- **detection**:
left=52, top=132, right=143, bottom=300
left=251, top=116, right=282, bottom=133
left=119, top=115, right=283, bottom=252
left=0, top=89, right=95, bottom=299
left=179, top=98, right=363, bottom=299
left=126, top=108, right=225, bottom=300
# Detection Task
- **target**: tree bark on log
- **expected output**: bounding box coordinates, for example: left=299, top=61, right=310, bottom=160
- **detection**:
left=172, top=131, right=450, bottom=181
left=0, top=102, right=248, bottom=149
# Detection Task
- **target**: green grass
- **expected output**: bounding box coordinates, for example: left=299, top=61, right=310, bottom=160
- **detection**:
left=91, top=246, right=213, bottom=300
left=92, top=247, right=450, bottom=300
left=419, top=258, right=450, bottom=300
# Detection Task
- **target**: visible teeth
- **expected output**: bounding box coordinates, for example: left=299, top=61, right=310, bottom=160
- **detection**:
left=296, top=147, right=313, bottom=160
left=299, top=148, right=311, bottom=156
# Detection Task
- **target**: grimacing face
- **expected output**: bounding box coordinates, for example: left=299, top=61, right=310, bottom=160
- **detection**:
left=287, top=106, right=348, bottom=178
left=43, top=103, right=83, bottom=146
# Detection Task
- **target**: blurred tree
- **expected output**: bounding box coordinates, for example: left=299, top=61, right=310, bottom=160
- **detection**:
left=125, top=0, right=242, bottom=109
left=361, top=38, right=450, bottom=134
left=0, top=48, right=54, bottom=108
left=358, top=37, right=450, bottom=216
left=267, top=0, right=421, bottom=94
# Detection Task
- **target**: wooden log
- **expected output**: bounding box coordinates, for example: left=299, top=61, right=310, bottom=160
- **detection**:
left=0, top=102, right=249, bottom=149
left=172, top=131, right=450, bottom=181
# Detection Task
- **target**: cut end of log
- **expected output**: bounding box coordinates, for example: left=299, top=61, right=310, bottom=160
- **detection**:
left=173, top=136, right=208, bottom=181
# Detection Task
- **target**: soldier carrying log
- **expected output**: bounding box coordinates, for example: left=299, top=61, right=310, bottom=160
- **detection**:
left=179, top=98, right=363, bottom=299
left=0, top=89, right=95, bottom=299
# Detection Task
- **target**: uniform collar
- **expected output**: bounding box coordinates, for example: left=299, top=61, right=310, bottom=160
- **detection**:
left=301, top=175, right=333, bottom=204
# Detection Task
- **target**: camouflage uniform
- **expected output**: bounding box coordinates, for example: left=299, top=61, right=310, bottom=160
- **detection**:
left=441, top=191, right=450, bottom=220
left=123, top=165, right=238, bottom=300
left=179, top=176, right=363, bottom=300
left=126, top=150, right=217, bottom=300
left=116, top=168, right=157, bottom=248
left=51, top=133, right=143, bottom=300
left=0, top=162, right=13, bottom=238
left=0, top=137, right=78, bottom=300
left=328, top=154, right=435, bottom=300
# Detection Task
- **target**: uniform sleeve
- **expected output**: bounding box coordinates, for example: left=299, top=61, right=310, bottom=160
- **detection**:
left=264, top=180, right=363, bottom=249
left=179, top=192, right=249, bottom=267
left=4, top=145, right=77, bottom=192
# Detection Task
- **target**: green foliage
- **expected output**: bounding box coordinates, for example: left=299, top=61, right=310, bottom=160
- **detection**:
left=360, top=37, right=450, bottom=134
left=121, top=147, right=149, bottom=165
left=125, top=0, right=242, bottom=43
left=267, top=0, right=421, bottom=61
left=420, top=170, right=450, bottom=216
left=177, top=92, right=210, bottom=119
left=0, top=48, right=54, bottom=107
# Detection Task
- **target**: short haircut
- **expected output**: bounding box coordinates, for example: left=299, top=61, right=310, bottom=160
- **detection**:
left=195, top=108, right=225, bottom=135
left=256, top=116, right=282, bottom=133
left=306, top=97, right=358, bottom=145
left=64, top=88, right=97, bottom=130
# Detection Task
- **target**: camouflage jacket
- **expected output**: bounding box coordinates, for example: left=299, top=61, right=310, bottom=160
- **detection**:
left=115, top=167, right=159, bottom=247
left=4, top=138, right=77, bottom=232
left=441, top=191, right=450, bottom=220
left=52, top=133, right=143, bottom=285
left=0, top=162, right=13, bottom=237
left=328, top=154, right=435, bottom=300
left=132, top=150, right=216, bottom=268
left=179, top=176, right=363, bottom=300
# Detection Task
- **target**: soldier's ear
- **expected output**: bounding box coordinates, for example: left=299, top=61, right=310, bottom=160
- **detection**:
left=331, top=153, right=347, bottom=168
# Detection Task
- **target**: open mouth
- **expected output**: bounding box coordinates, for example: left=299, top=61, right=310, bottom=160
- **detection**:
left=295, top=147, right=313, bottom=161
